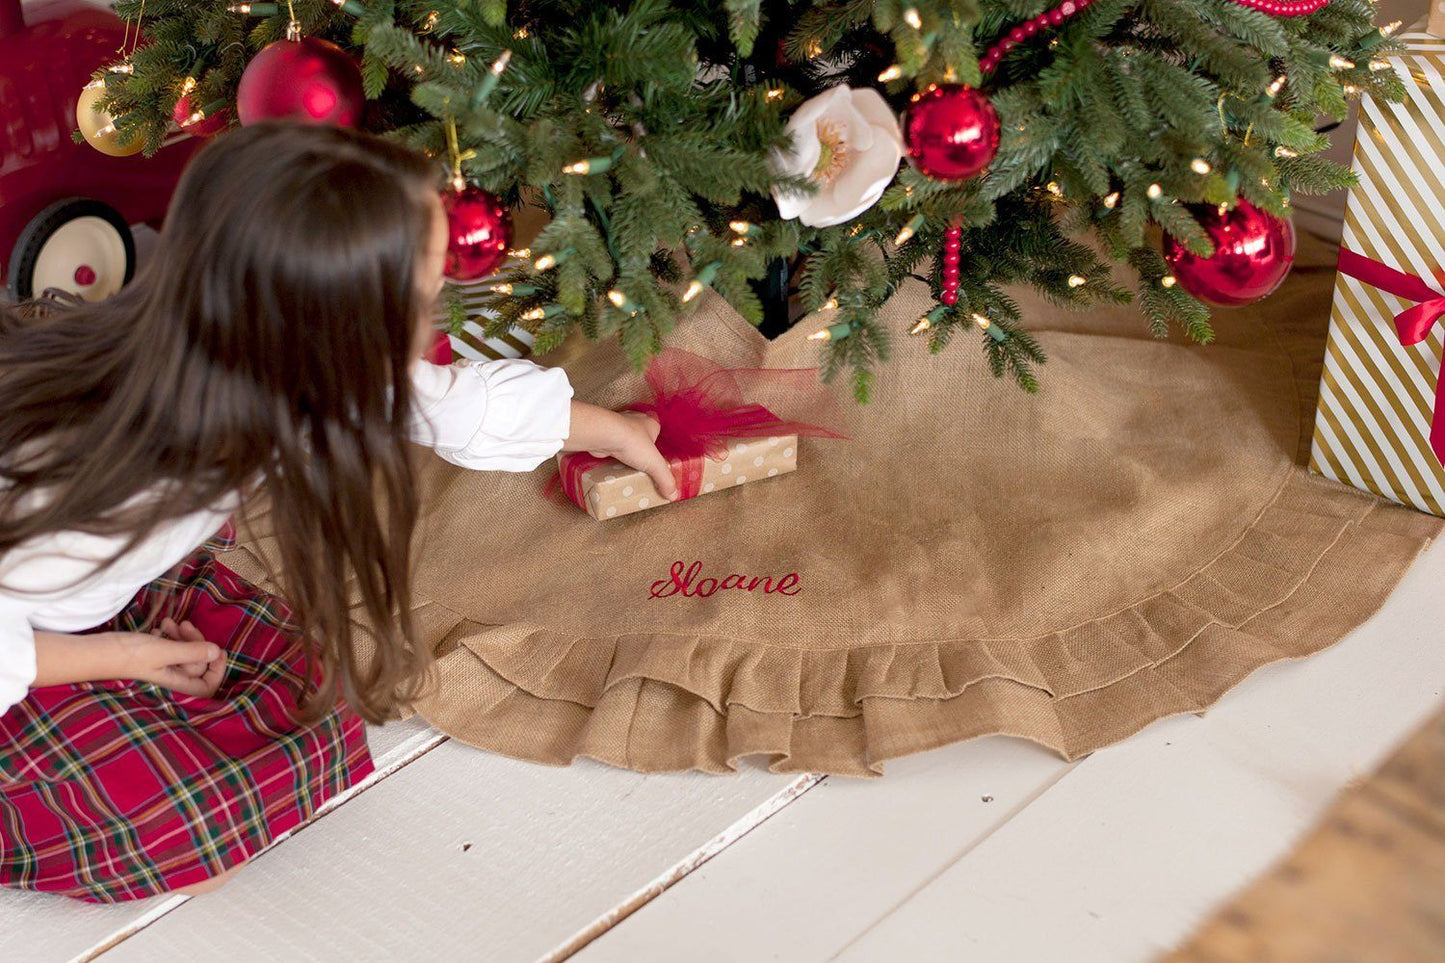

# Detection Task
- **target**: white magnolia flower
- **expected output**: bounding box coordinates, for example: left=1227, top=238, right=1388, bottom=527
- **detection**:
left=769, top=85, right=904, bottom=228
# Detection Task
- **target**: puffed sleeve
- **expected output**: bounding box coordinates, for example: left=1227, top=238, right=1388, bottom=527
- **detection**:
left=407, top=357, right=574, bottom=472
left=0, top=595, right=37, bottom=715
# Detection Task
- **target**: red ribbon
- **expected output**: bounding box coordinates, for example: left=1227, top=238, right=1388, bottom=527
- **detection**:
left=548, top=348, right=848, bottom=510
left=425, top=329, right=454, bottom=365
left=1336, top=247, right=1445, bottom=464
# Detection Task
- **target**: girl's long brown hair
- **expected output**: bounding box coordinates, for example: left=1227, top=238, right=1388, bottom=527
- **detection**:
left=0, top=122, right=443, bottom=723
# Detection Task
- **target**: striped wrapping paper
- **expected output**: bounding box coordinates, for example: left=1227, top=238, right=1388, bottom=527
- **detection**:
left=434, top=274, right=535, bottom=361
left=1308, top=31, right=1445, bottom=516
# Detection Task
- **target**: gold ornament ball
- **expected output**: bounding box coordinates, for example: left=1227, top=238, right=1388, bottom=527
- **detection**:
left=75, top=82, right=144, bottom=157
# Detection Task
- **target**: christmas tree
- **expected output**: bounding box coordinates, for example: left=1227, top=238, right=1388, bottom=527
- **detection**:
left=95, top=0, right=1404, bottom=400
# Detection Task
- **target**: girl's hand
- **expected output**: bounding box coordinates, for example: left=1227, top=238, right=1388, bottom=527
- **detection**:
left=564, top=403, right=680, bottom=500
left=114, top=618, right=227, bottom=698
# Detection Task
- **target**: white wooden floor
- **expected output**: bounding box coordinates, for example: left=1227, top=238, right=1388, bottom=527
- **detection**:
left=2, top=535, right=1441, bottom=962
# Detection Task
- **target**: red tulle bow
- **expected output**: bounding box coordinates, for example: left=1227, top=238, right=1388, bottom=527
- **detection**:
left=547, top=348, right=848, bottom=509
left=1336, top=247, right=1445, bottom=465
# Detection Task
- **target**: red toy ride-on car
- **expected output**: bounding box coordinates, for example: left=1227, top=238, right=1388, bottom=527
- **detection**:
left=0, top=0, right=201, bottom=303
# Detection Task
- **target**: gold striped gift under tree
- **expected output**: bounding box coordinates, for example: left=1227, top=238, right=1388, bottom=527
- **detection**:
left=1309, top=31, right=1445, bottom=517
left=433, top=275, right=534, bottom=361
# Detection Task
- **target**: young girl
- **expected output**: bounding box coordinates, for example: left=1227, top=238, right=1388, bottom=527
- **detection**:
left=0, top=122, right=679, bottom=902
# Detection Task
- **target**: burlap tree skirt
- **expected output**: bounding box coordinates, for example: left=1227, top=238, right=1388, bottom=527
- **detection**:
left=226, top=233, right=1441, bottom=778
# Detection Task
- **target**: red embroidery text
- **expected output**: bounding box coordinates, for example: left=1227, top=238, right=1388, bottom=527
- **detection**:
left=649, top=560, right=801, bottom=599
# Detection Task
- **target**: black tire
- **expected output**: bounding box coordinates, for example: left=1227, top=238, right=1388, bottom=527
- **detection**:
left=7, top=198, right=136, bottom=301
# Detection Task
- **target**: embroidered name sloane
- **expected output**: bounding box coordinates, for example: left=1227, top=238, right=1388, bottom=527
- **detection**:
left=649, top=560, right=801, bottom=599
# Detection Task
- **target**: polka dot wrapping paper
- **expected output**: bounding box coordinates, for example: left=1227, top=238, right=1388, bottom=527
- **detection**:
left=563, top=435, right=800, bottom=521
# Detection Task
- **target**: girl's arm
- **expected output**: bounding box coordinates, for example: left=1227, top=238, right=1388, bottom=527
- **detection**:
left=408, top=358, right=679, bottom=498
left=561, top=403, right=680, bottom=500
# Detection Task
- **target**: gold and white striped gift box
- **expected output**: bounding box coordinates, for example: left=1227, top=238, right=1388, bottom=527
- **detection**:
left=1308, top=31, right=1445, bottom=517
left=433, top=274, right=535, bottom=362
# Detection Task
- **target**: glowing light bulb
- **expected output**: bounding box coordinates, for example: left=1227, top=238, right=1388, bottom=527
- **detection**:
left=1190, top=158, right=1212, bottom=175
left=1161, top=275, right=1177, bottom=288
left=1147, top=183, right=1163, bottom=200
left=1068, top=275, right=1087, bottom=288
left=903, top=7, right=922, bottom=29
left=1103, top=191, right=1120, bottom=209
left=878, top=65, right=903, bottom=82
left=533, top=254, right=557, bottom=271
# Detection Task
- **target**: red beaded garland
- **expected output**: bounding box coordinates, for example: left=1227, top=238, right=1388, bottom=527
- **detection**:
left=1228, top=0, right=1328, bottom=13
left=978, top=0, right=1329, bottom=77
left=940, top=225, right=962, bottom=305
left=980, top=0, right=1096, bottom=75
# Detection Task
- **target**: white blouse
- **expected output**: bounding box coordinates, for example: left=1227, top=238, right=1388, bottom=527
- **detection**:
left=0, top=357, right=573, bottom=714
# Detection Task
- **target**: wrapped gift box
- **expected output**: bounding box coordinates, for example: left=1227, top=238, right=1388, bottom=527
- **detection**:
left=560, top=434, right=800, bottom=520
left=1308, top=30, right=1445, bottom=516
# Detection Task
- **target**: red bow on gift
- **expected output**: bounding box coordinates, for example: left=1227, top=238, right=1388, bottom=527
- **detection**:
left=548, top=348, right=848, bottom=509
left=1337, top=247, right=1445, bottom=465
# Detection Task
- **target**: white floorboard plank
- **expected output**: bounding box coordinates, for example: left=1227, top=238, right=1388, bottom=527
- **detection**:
left=0, top=720, right=438, bottom=962
left=577, top=538, right=1445, bottom=963
left=832, top=538, right=1445, bottom=962
left=95, top=743, right=802, bottom=962
left=574, top=737, right=1074, bottom=963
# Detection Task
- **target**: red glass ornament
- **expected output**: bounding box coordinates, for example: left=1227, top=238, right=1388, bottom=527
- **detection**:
left=903, top=84, right=1001, bottom=182
left=172, top=95, right=229, bottom=136
left=1162, top=201, right=1296, bottom=307
left=443, top=186, right=512, bottom=281
left=236, top=36, right=364, bottom=127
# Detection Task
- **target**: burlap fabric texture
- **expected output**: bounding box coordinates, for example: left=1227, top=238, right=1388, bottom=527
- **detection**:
left=224, top=232, right=1441, bottom=778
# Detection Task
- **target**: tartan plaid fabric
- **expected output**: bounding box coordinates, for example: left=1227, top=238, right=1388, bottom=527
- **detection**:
left=0, top=521, right=374, bottom=902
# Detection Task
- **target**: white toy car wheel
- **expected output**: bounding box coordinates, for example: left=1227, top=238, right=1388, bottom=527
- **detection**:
left=8, top=198, right=135, bottom=301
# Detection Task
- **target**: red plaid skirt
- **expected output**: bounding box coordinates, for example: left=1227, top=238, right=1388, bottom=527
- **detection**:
left=0, top=524, right=374, bottom=902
